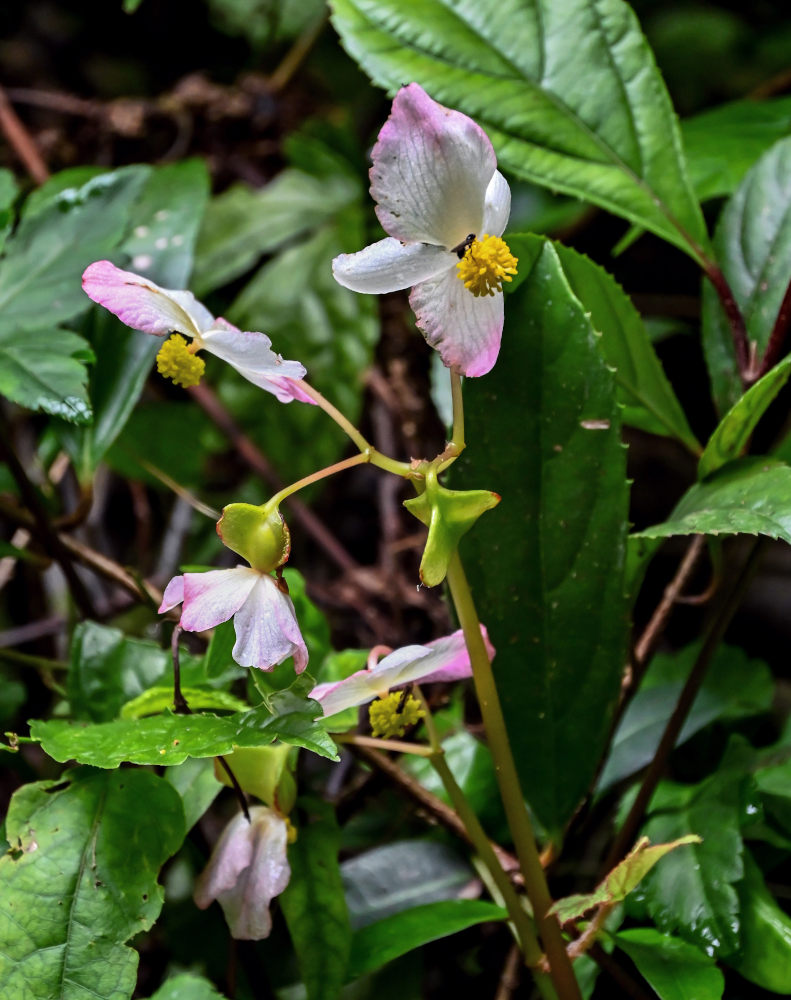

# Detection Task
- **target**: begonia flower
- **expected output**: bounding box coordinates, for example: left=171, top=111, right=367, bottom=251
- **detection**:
left=194, top=806, right=291, bottom=940
left=160, top=567, right=308, bottom=672
left=332, top=84, right=517, bottom=377
left=82, top=260, right=311, bottom=401
left=310, top=626, right=493, bottom=722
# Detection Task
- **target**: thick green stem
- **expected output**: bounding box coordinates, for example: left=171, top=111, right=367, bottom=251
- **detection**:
left=446, top=552, right=581, bottom=1000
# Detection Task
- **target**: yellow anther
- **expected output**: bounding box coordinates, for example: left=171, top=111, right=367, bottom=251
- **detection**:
left=156, top=334, right=205, bottom=388
left=456, top=234, right=518, bottom=297
left=368, top=691, right=425, bottom=739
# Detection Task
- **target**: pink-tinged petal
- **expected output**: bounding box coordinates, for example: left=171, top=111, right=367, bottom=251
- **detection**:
left=82, top=260, right=215, bottom=338
left=332, top=238, right=452, bottom=294
left=159, top=575, right=185, bottom=613
left=371, top=83, right=495, bottom=249
left=262, top=377, right=317, bottom=405
left=232, top=575, right=308, bottom=672
left=194, top=806, right=291, bottom=940
left=312, top=645, right=434, bottom=717
left=200, top=326, right=307, bottom=395
left=410, top=266, right=503, bottom=376
left=180, top=567, right=260, bottom=632
left=482, top=171, right=512, bottom=238
left=419, top=626, right=494, bottom=683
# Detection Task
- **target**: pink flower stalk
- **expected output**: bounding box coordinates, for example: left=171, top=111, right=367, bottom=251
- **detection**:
left=332, top=84, right=516, bottom=377
left=194, top=806, right=291, bottom=940
left=310, top=626, right=493, bottom=718
left=82, top=260, right=312, bottom=402
left=160, top=567, right=308, bottom=672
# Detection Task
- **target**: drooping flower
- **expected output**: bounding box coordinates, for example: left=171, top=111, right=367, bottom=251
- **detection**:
left=332, top=84, right=516, bottom=377
left=310, top=627, right=493, bottom=735
left=194, top=806, right=291, bottom=940
left=82, top=260, right=312, bottom=401
left=159, top=567, right=308, bottom=673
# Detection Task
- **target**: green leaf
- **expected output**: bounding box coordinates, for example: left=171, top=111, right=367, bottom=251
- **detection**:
left=192, top=169, right=358, bottom=297
left=0, top=167, right=149, bottom=329
left=614, top=928, right=724, bottom=1000
left=281, top=800, right=352, bottom=1000
left=146, top=973, right=228, bottom=1000
left=727, top=851, right=791, bottom=994
left=681, top=96, right=791, bottom=203
left=347, top=900, right=507, bottom=980
left=598, top=642, right=773, bottom=793
left=31, top=700, right=338, bottom=768
left=521, top=233, right=698, bottom=451
left=0, top=768, right=185, bottom=1000
left=638, top=767, right=745, bottom=956
left=456, top=238, right=630, bottom=836
left=634, top=458, right=791, bottom=545
left=0, top=168, right=18, bottom=255
left=120, top=686, right=249, bottom=718
left=550, top=835, right=701, bottom=924
left=330, top=0, right=708, bottom=258
left=165, top=757, right=221, bottom=831
left=702, top=136, right=791, bottom=414
left=341, top=840, right=476, bottom=928
left=0, top=324, right=93, bottom=422
left=699, top=354, right=791, bottom=479
left=67, top=621, right=171, bottom=723
left=73, top=160, right=210, bottom=472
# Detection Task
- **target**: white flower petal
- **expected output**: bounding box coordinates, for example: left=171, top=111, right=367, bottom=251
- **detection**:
left=482, top=170, right=512, bottom=238
left=332, top=238, right=452, bottom=294
left=179, top=567, right=260, bottom=632
left=370, top=83, right=495, bottom=248
left=232, top=575, right=308, bottom=672
left=410, top=267, right=504, bottom=376
left=200, top=326, right=307, bottom=396
left=159, top=575, right=185, bottom=613
left=312, top=644, right=433, bottom=718
left=82, top=260, right=215, bottom=338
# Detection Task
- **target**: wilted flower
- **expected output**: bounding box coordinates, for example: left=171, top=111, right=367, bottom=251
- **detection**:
left=194, top=806, right=291, bottom=940
left=332, top=83, right=516, bottom=377
left=160, top=567, right=308, bottom=672
left=311, top=627, right=493, bottom=736
left=82, top=260, right=311, bottom=401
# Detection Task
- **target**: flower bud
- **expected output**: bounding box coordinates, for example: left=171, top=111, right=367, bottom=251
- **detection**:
left=217, top=501, right=290, bottom=573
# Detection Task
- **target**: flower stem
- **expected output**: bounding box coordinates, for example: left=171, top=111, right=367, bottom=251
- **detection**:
left=293, top=380, right=414, bottom=478
left=269, top=452, right=370, bottom=506
left=446, top=552, right=581, bottom=1000
left=437, top=370, right=466, bottom=472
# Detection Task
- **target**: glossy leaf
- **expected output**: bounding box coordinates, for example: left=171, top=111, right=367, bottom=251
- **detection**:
left=0, top=166, right=148, bottom=329
left=699, top=354, right=791, bottom=478
left=120, top=686, right=249, bottom=718
left=681, top=95, right=791, bottom=202
left=74, top=160, right=210, bottom=472
left=524, top=233, right=698, bottom=451
left=0, top=768, right=185, bottom=1000
left=0, top=325, right=93, bottom=423
left=456, top=238, right=630, bottom=836
left=614, top=928, right=724, bottom=1000
left=193, top=169, right=358, bottom=296
left=281, top=800, right=352, bottom=1000
left=341, top=841, right=475, bottom=929
left=702, top=137, right=791, bottom=413
left=347, top=900, right=507, bottom=979
left=165, top=758, right=221, bottom=831
left=330, top=0, right=708, bottom=258
left=550, top=835, right=701, bottom=924
left=727, top=851, right=791, bottom=993
left=634, top=458, right=791, bottom=546
left=637, top=767, right=745, bottom=956
left=598, top=642, right=773, bottom=792
left=31, top=699, right=339, bottom=768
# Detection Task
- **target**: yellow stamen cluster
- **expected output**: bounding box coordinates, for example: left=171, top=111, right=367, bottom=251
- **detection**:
left=456, top=234, right=518, bottom=297
left=156, top=334, right=205, bottom=388
left=368, top=691, right=425, bottom=739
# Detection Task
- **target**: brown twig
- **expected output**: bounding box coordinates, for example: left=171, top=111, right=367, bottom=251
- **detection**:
left=266, top=11, right=328, bottom=94
left=0, top=84, right=49, bottom=183
left=604, top=540, right=765, bottom=873
left=350, top=743, right=522, bottom=882
left=188, top=382, right=358, bottom=573
left=494, top=942, right=522, bottom=1000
